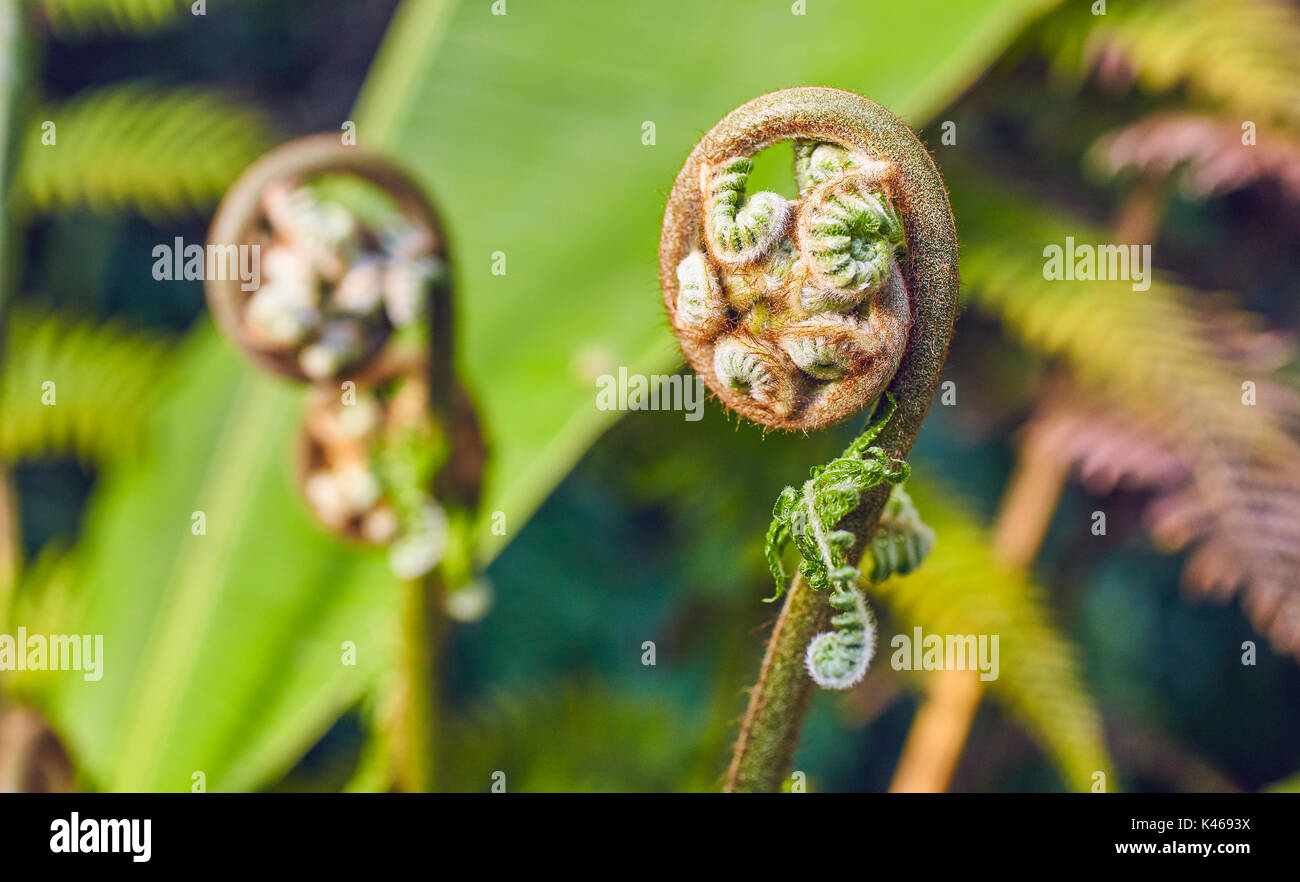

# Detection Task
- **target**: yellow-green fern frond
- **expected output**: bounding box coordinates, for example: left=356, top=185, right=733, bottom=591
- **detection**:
left=1035, top=0, right=1300, bottom=131
left=867, top=476, right=1112, bottom=791
left=0, top=547, right=83, bottom=700
left=952, top=167, right=1295, bottom=461
left=1, top=309, right=172, bottom=465
left=32, top=0, right=188, bottom=38
left=16, top=83, right=272, bottom=219
left=1264, top=770, right=1300, bottom=793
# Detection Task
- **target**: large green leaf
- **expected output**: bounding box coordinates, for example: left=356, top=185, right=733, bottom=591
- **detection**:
left=355, top=0, right=1056, bottom=559
left=37, top=329, right=399, bottom=791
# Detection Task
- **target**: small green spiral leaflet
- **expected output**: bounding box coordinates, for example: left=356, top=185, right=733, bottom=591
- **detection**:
left=801, top=181, right=906, bottom=296
left=373, top=409, right=449, bottom=580
left=704, top=156, right=789, bottom=264
left=763, top=393, right=934, bottom=689
left=864, top=482, right=934, bottom=583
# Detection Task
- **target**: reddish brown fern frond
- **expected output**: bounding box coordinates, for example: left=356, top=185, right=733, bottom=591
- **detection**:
left=1022, top=374, right=1300, bottom=659
left=1093, top=112, right=1300, bottom=199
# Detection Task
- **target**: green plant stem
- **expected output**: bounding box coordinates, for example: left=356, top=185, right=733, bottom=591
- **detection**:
left=391, top=572, right=444, bottom=792
left=724, top=572, right=827, bottom=792
left=0, top=0, right=28, bottom=310
left=0, top=466, right=17, bottom=608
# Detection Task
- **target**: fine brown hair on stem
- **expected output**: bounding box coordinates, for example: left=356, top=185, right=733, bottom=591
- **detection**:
left=659, top=87, right=959, bottom=792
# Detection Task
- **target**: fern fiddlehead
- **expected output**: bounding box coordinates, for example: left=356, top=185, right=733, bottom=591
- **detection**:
left=206, top=135, right=451, bottom=386
left=662, top=101, right=916, bottom=432
left=297, top=362, right=481, bottom=583
left=207, top=136, right=485, bottom=791
left=208, top=136, right=484, bottom=587
left=660, top=88, right=959, bottom=792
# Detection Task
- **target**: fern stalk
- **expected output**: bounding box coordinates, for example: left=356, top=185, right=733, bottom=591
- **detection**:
left=386, top=574, right=445, bottom=792
left=0, top=466, right=17, bottom=606
left=0, top=0, right=29, bottom=305
left=888, top=669, right=982, bottom=793
left=724, top=572, right=830, bottom=792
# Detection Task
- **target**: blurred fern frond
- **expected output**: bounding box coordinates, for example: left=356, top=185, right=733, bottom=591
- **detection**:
left=0, top=546, right=82, bottom=678
left=1092, top=112, right=1300, bottom=200
left=1035, top=0, right=1300, bottom=130
left=442, top=685, right=712, bottom=793
left=16, top=83, right=271, bottom=219
left=32, top=0, right=187, bottom=38
left=1264, top=770, right=1300, bottom=792
left=0, top=309, right=172, bottom=465
left=952, top=167, right=1296, bottom=458
left=954, top=167, right=1300, bottom=657
left=1022, top=381, right=1300, bottom=659
left=868, top=476, right=1112, bottom=792
left=0, top=544, right=89, bottom=786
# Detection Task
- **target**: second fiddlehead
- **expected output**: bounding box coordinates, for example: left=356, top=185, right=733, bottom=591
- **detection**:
left=206, top=136, right=480, bottom=583
left=206, top=136, right=485, bottom=791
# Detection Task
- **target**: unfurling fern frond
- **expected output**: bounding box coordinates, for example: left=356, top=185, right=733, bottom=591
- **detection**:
left=864, top=482, right=935, bottom=583
left=34, top=0, right=188, bottom=38
left=868, top=477, right=1113, bottom=792
left=764, top=394, right=930, bottom=689
left=17, top=84, right=272, bottom=219
left=661, top=94, right=924, bottom=433
left=0, top=309, right=172, bottom=465
left=1034, top=0, right=1300, bottom=131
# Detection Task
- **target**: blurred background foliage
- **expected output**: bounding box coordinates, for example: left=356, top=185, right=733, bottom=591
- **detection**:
left=1, top=0, right=1299, bottom=793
